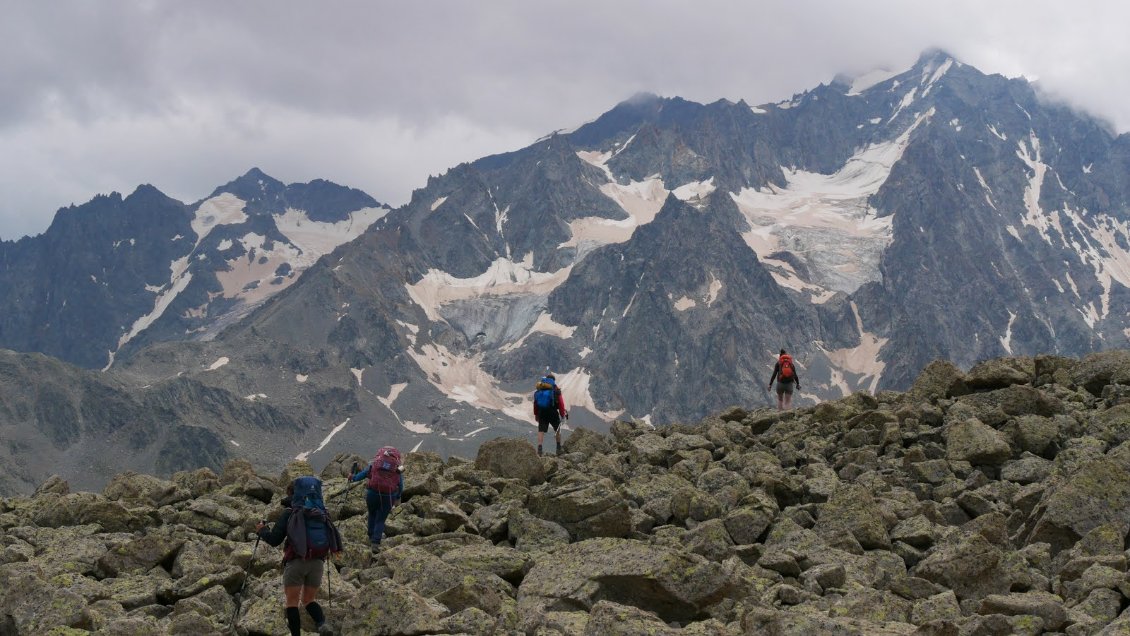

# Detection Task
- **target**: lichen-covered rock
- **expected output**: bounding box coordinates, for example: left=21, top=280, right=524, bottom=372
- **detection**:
left=1073, top=350, right=1130, bottom=396
left=1023, top=449, right=1130, bottom=555
left=517, top=538, right=743, bottom=623
left=103, top=471, right=189, bottom=507
left=0, top=563, right=88, bottom=633
left=909, top=359, right=970, bottom=403
left=966, top=357, right=1035, bottom=390
left=945, top=418, right=1011, bottom=465
left=336, top=577, right=448, bottom=635
left=474, top=437, right=546, bottom=485
left=528, top=475, right=631, bottom=540
left=564, top=426, right=613, bottom=456
left=911, top=533, right=1021, bottom=600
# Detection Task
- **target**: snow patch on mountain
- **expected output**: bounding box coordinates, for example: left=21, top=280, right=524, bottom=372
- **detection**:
left=556, top=368, right=626, bottom=421
left=379, top=383, right=408, bottom=409
left=192, top=194, right=248, bottom=246
left=846, top=68, right=899, bottom=96
left=406, top=254, right=572, bottom=322
left=673, top=296, right=696, bottom=311
left=569, top=149, right=668, bottom=257
left=207, top=357, right=229, bottom=371
left=673, top=178, right=716, bottom=204
left=500, top=312, right=576, bottom=352
left=274, top=206, right=388, bottom=260
left=817, top=301, right=888, bottom=395
left=406, top=343, right=528, bottom=420
left=731, top=109, right=932, bottom=300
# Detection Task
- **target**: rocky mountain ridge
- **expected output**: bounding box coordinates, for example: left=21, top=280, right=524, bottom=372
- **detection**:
left=0, top=169, right=388, bottom=369
left=2, top=349, right=1130, bottom=634
left=3, top=49, right=1130, bottom=498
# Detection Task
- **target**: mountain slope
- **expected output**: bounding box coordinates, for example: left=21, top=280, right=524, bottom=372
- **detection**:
left=0, top=169, right=389, bottom=369
left=3, top=50, right=1130, bottom=493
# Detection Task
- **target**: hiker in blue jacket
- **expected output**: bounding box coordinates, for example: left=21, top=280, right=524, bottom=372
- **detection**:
left=351, top=451, right=404, bottom=552
left=256, top=481, right=335, bottom=636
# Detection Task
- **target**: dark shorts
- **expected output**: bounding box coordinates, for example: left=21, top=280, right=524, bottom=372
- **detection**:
left=536, top=407, right=561, bottom=433
left=776, top=379, right=795, bottom=395
left=282, top=558, right=323, bottom=588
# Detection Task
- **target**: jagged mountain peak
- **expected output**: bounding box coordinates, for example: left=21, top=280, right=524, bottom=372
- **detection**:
left=207, top=166, right=287, bottom=204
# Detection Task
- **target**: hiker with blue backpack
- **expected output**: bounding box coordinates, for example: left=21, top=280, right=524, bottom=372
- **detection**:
left=534, top=372, right=568, bottom=456
left=768, top=349, right=801, bottom=410
left=256, top=477, right=343, bottom=636
left=350, top=446, right=404, bottom=552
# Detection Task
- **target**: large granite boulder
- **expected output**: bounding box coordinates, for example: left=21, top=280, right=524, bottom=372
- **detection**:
left=474, top=437, right=546, bottom=485
left=517, top=538, right=744, bottom=623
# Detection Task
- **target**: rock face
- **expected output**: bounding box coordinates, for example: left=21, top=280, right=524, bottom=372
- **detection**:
left=2, top=350, right=1130, bottom=634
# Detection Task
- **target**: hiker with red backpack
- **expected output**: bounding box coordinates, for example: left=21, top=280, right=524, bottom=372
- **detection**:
left=255, top=476, right=342, bottom=636
left=768, top=349, right=801, bottom=410
left=533, top=372, right=568, bottom=456
left=351, top=446, right=404, bottom=552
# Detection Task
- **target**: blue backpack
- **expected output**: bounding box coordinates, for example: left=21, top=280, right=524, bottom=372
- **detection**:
left=287, top=476, right=340, bottom=559
left=534, top=377, right=556, bottom=410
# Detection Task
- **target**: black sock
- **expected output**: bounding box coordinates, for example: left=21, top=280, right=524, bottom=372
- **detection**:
left=306, top=601, right=325, bottom=626
left=285, top=606, right=301, bottom=636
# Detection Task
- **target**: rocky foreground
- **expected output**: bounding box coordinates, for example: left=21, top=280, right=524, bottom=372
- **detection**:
left=2, top=352, right=1130, bottom=635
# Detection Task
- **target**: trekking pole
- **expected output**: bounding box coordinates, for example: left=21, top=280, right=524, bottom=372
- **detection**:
left=228, top=532, right=261, bottom=634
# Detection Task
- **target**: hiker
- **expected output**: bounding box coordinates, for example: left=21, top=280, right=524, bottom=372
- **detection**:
left=255, top=477, right=341, bottom=636
left=533, top=372, right=568, bottom=456
left=768, top=349, right=801, bottom=410
left=351, top=446, right=404, bottom=552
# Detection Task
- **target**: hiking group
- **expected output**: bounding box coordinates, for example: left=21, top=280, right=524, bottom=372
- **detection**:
left=768, top=348, right=801, bottom=410
left=250, top=446, right=404, bottom=636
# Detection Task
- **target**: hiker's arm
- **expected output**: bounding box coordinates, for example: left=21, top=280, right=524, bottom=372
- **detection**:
left=768, top=364, right=779, bottom=387
left=394, top=474, right=404, bottom=504
left=256, top=509, right=290, bottom=547
left=351, top=465, right=370, bottom=483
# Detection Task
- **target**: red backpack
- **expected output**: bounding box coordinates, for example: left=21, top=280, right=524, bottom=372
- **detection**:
left=779, top=354, right=795, bottom=380
left=367, top=446, right=403, bottom=494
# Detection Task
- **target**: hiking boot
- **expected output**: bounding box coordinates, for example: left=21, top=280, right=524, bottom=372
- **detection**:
left=370, top=542, right=381, bottom=554
left=555, top=445, right=562, bottom=456
left=537, top=445, right=543, bottom=457
left=316, top=624, right=334, bottom=636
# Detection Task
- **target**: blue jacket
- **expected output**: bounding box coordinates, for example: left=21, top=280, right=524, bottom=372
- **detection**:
left=351, top=466, right=404, bottom=499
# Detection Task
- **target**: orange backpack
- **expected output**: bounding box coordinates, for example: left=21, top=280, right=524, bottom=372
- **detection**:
left=779, top=354, right=795, bottom=380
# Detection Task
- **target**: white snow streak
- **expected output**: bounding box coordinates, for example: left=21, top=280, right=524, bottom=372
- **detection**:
left=295, top=417, right=351, bottom=461
left=431, top=196, right=448, bottom=211
left=999, top=310, right=1017, bottom=354
left=207, top=357, right=229, bottom=371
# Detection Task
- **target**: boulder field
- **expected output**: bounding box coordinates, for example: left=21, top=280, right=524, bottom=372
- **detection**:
left=2, top=351, right=1130, bottom=634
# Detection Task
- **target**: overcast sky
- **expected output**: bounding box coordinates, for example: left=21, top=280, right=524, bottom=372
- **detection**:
left=1, top=1, right=1127, bottom=240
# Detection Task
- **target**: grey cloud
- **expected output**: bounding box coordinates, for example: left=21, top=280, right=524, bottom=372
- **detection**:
left=1, top=0, right=1128, bottom=239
